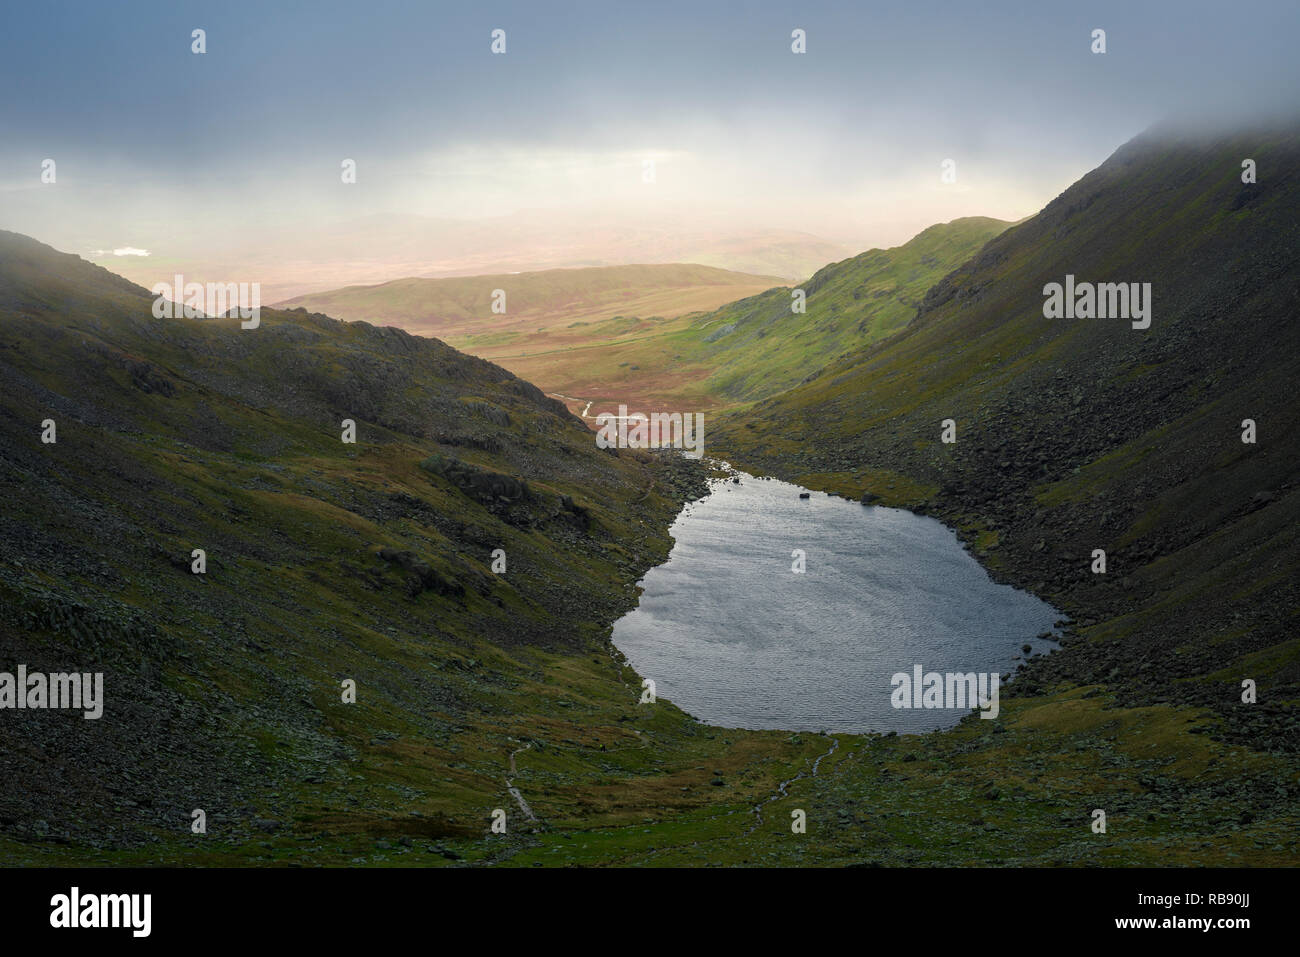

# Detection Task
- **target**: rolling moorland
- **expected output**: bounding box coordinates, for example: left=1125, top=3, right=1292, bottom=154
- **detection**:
left=274, top=263, right=786, bottom=339
left=1, top=122, right=1297, bottom=867
left=277, top=262, right=785, bottom=416
left=103, top=212, right=853, bottom=304
left=282, top=218, right=1008, bottom=416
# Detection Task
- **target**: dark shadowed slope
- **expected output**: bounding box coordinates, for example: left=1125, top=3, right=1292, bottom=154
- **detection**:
left=717, top=123, right=1300, bottom=745
left=0, top=231, right=711, bottom=855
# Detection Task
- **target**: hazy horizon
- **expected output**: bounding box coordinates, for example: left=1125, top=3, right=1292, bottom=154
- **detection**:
left=3, top=0, right=1298, bottom=295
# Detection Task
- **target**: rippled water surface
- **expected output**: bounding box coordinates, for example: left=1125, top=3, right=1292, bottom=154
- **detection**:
left=611, top=471, right=1060, bottom=733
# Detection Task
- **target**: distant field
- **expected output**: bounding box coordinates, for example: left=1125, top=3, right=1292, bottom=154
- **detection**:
left=277, top=263, right=789, bottom=416
left=278, top=220, right=1007, bottom=422
left=276, top=263, right=785, bottom=339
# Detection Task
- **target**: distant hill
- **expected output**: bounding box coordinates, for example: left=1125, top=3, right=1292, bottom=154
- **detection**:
left=276, top=222, right=1014, bottom=419
left=274, top=262, right=786, bottom=338
left=103, top=214, right=853, bottom=303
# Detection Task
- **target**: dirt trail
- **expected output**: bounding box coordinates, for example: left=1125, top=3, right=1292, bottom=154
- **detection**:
left=505, top=742, right=539, bottom=823
left=548, top=392, right=594, bottom=418
left=745, top=736, right=840, bottom=836
left=622, top=734, right=846, bottom=865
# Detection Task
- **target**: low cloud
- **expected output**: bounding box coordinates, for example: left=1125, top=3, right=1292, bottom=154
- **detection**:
left=90, top=246, right=150, bottom=257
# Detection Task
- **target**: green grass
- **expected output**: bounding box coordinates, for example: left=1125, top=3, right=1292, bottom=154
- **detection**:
left=3, top=124, right=1298, bottom=868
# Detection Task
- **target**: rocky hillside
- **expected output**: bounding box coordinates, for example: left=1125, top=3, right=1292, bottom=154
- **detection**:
left=716, top=123, right=1300, bottom=747
left=0, top=230, right=708, bottom=854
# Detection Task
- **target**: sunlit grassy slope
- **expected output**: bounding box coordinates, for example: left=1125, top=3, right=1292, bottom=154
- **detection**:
left=275, top=222, right=1009, bottom=418
left=501, top=218, right=1013, bottom=417
left=688, top=216, right=1013, bottom=402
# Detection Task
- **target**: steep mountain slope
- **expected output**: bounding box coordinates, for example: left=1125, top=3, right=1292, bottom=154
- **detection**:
left=716, top=123, right=1300, bottom=745
left=0, top=232, right=729, bottom=856
left=687, top=217, right=1012, bottom=402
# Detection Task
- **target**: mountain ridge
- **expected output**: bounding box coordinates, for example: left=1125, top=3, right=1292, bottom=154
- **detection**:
left=715, top=123, right=1300, bottom=747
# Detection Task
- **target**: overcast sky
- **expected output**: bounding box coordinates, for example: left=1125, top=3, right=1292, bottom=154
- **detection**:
left=2, top=0, right=1297, bottom=271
